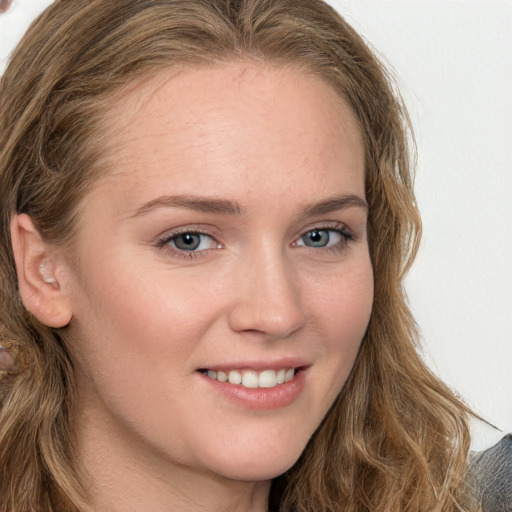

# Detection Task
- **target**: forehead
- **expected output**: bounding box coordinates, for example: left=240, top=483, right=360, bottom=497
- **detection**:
left=91, top=61, right=365, bottom=208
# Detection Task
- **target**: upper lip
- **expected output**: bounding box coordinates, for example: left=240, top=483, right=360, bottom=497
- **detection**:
left=197, top=358, right=310, bottom=372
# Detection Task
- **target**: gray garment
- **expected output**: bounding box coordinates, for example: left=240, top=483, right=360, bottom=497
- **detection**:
left=471, top=434, right=512, bottom=511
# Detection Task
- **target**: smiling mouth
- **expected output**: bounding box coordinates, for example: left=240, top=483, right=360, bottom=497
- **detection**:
left=198, top=368, right=300, bottom=389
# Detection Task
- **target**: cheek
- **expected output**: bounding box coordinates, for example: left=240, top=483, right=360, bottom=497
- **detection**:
left=72, top=273, right=210, bottom=365
left=74, top=247, right=209, bottom=324
left=67, top=265, right=214, bottom=422
left=311, top=258, right=374, bottom=377
left=67, top=259, right=233, bottom=417
left=313, top=256, right=373, bottom=334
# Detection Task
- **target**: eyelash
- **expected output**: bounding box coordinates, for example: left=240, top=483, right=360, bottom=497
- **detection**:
left=155, top=223, right=354, bottom=260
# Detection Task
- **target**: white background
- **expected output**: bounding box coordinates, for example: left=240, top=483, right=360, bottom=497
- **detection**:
left=1, top=1, right=511, bottom=431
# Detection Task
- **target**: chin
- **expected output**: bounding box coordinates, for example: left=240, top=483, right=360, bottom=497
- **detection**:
left=203, top=441, right=305, bottom=482
left=220, top=460, right=299, bottom=483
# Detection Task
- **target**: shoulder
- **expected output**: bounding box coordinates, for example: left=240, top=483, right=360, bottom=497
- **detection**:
left=469, top=419, right=512, bottom=512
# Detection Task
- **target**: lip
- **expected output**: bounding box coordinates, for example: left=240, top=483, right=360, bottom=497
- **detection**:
left=196, top=357, right=310, bottom=372
left=197, top=366, right=308, bottom=410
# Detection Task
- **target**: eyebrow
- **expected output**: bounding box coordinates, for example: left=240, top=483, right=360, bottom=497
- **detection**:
left=301, top=194, right=368, bottom=217
left=132, top=193, right=367, bottom=218
left=133, top=195, right=243, bottom=217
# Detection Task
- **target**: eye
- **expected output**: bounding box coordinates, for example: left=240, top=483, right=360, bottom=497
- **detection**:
left=295, top=227, right=352, bottom=249
left=160, top=231, right=220, bottom=252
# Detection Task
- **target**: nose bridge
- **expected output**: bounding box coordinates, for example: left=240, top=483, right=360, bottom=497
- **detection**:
left=228, top=242, right=306, bottom=338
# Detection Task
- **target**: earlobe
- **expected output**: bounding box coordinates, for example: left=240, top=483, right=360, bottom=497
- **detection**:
left=10, top=214, right=72, bottom=328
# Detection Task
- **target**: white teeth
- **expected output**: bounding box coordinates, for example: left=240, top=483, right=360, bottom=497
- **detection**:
left=285, top=368, right=295, bottom=382
left=204, top=368, right=297, bottom=388
left=259, top=369, right=277, bottom=388
left=228, top=370, right=242, bottom=385
left=241, top=370, right=259, bottom=388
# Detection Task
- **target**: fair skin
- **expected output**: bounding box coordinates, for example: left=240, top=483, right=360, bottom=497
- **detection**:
left=11, top=62, right=373, bottom=511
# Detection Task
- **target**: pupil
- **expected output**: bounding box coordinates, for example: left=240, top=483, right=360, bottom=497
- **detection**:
left=310, top=231, right=322, bottom=242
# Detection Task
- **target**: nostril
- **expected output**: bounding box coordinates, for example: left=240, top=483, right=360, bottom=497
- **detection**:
left=0, top=0, right=13, bottom=14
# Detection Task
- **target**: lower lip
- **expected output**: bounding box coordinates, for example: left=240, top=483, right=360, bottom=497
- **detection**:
left=198, top=370, right=307, bottom=410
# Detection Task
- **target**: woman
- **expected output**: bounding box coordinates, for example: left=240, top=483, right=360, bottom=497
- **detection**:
left=0, top=0, right=509, bottom=511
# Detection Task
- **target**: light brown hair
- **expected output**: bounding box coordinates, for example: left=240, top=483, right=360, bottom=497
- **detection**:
left=0, top=0, right=473, bottom=510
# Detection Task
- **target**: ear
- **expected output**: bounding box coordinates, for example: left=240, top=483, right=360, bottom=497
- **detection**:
left=10, top=213, right=73, bottom=328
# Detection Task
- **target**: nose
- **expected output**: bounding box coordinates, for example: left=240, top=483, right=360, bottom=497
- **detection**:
left=227, top=249, right=307, bottom=339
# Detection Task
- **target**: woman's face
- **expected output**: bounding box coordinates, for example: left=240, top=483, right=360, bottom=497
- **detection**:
left=62, top=62, right=373, bottom=484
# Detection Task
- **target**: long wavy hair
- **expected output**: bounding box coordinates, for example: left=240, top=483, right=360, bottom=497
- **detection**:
left=0, top=0, right=474, bottom=510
